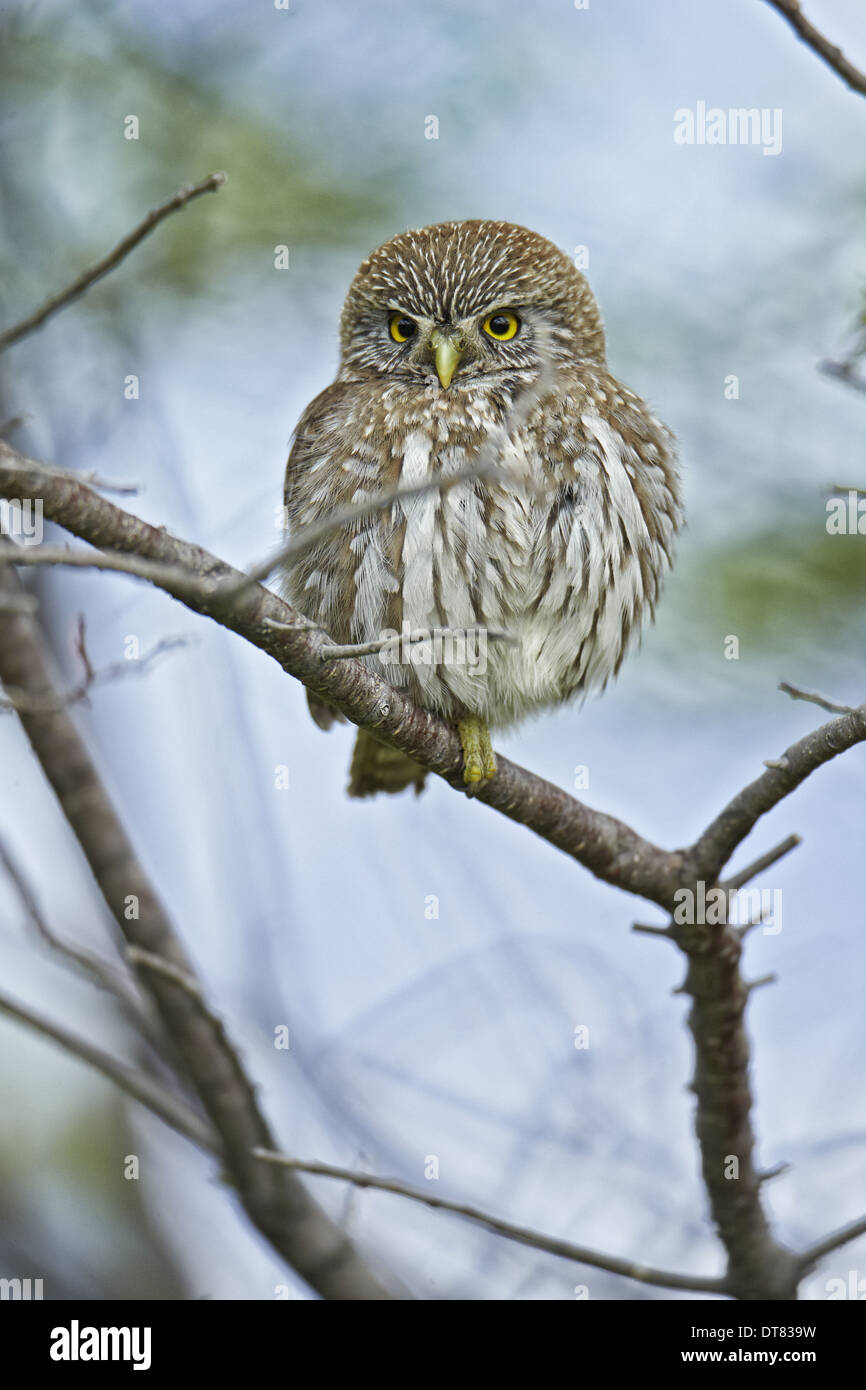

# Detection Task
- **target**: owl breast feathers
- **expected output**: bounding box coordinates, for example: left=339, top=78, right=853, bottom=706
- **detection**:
left=283, top=220, right=682, bottom=792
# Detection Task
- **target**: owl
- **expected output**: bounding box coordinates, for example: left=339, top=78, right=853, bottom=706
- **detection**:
left=283, top=221, right=682, bottom=797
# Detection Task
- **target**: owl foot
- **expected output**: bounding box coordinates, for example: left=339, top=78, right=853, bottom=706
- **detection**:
left=457, top=718, right=497, bottom=786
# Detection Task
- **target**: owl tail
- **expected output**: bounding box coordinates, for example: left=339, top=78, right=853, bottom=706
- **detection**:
left=347, top=729, right=428, bottom=799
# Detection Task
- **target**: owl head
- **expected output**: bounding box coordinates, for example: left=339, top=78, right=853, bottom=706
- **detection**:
left=338, top=220, right=606, bottom=390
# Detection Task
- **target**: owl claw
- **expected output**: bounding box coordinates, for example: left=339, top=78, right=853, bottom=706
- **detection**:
left=458, top=718, right=497, bottom=786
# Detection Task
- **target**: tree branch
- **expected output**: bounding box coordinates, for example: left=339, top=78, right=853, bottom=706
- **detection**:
left=0, top=986, right=218, bottom=1153
left=0, top=627, right=189, bottom=714
left=779, top=680, right=857, bottom=716
left=251, top=1148, right=728, bottom=1295
left=0, top=835, right=162, bottom=1049
left=799, top=1214, right=866, bottom=1272
left=4, top=444, right=863, bottom=907
left=0, top=174, right=227, bottom=353
left=0, top=443, right=690, bottom=908
left=690, top=704, right=866, bottom=882
left=821, top=360, right=866, bottom=395
left=0, top=560, right=399, bottom=1300
left=720, top=832, right=802, bottom=892
left=764, top=1, right=866, bottom=98
left=3, top=442, right=863, bottom=1300
left=0, top=967, right=731, bottom=1296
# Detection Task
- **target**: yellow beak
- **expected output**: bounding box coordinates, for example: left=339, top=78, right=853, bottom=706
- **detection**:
left=430, top=329, right=462, bottom=389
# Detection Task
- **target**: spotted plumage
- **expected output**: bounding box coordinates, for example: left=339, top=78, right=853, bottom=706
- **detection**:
left=283, top=221, right=682, bottom=796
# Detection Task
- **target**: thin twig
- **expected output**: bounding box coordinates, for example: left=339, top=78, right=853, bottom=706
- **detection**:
left=0, top=174, right=227, bottom=353
left=779, top=681, right=857, bottom=716
left=251, top=1148, right=728, bottom=1295
left=0, top=540, right=210, bottom=594
left=747, top=973, right=778, bottom=992
left=235, top=356, right=563, bottom=597
left=0, top=986, right=218, bottom=1152
left=319, top=626, right=517, bottom=662
left=126, top=947, right=207, bottom=1003
left=0, top=632, right=190, bottom=714
left=77, top=470, right=140, bottom=496
left=758, top=1163, right=791, bottom=1185
left=821, top=360, right=866, bottom=395
left=764, top=1, right=866, bottom=98
left=799, top=1214, right=866, bottom=1272
left=631, top=921, right=673, bottom=939
left=0, top=835, right=160, bottom=1045
left=720, top=833, right=802, bottom=891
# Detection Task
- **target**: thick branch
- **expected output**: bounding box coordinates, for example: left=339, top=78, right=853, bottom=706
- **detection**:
left=673, top=916, right=799, bottom=1300
left=4, top=445, right=863, bottom=912
left=0, top=445, right=691, bottom=907
left=0, top=562, right=397, bottom=1301
left=3, top=445, right=862, bottom=1301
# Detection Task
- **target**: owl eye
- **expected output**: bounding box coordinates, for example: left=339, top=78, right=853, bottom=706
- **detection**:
left=389, top=313, right=417, bottom=343
left=482, top=311, right=520, bottom=341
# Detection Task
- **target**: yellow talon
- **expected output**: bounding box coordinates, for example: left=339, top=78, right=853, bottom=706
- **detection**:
left=458, top=718, right=497, bottom=785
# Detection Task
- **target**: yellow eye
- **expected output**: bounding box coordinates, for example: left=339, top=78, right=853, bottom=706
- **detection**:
left=389, top=313, right=417, bottom=343
left=482, top=311, right=519, bottom=341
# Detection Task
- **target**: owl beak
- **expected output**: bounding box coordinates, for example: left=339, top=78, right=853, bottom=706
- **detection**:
left=430, top=329, right=462, bottom=389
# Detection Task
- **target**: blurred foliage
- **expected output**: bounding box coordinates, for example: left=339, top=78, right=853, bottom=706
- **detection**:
left=0, top=1092, right=189, bottom=1299
left=0, top=6, right=393, bottom=303
left=681, top=510, right=866, bottom=655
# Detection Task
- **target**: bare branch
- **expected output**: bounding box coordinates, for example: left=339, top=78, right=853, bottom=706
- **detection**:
left=779, top=680, right=857, bottom=716
left=3, top=445, right=862, bottom=917
left=0, top=835, right=161, bottom=1045
left=764, top=1, right=866, bottom=98
left=251, top=1148, right=728, bottom=1295
left=77, top=471, right=140, bottom=496
left=758, top=1162, right=791, bottom=1184
left=3, top=447, right=859, bottom=1298
left=319, top=626, right=517, bottom=662
left=0, top=540, right=209, bottom=593
left=0, top=986, right=218, bottom=1152
left=0, top=444, right=690, bottom=908
left=746, top=972, right=778, bottom=992
left=0, top=560, right=399, bottom=1301
left=691, top=703, right=866, bottom=883
left=242, top=462, right=512, bottom=595
left=0, top=174, right=227, bottom=353
left=720, top=833, right=802, bottom=891
left=631, top=920, right=673, bottom=939
left=0, top=629, right=190, bottom=715
left=821, top=360, right=866, bottom=395
left=799, top=1213, right=866, bottom=1272
left=232, top=357, right=565, bottom=597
